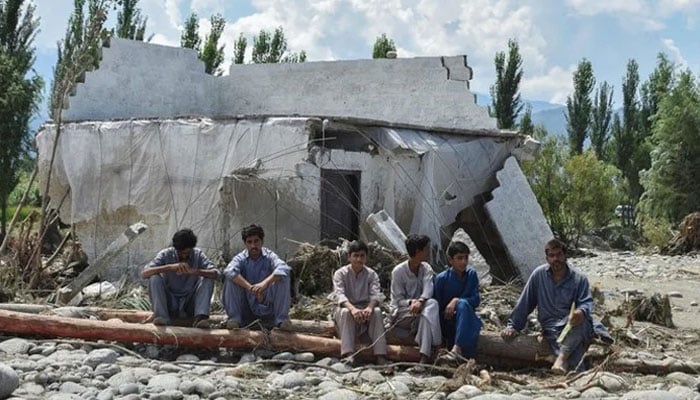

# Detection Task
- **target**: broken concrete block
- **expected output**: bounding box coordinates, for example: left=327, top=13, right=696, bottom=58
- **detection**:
left=450, top=228, right=490, bottom=284
left=484, top=156, right=553, bottom=282
left=366, top=210, right=407, bottom=254
left=57, top=222, right=147, bottom=305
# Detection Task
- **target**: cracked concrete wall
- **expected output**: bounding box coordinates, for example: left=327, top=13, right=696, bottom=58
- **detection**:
left=485, top=156, right=554, bottom=282
left=62, top=38, right=496, bottom=133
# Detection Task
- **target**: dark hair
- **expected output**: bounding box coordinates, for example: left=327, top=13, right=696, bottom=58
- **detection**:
left=241, top=224, right=265, bottom=241
left=172, top=229, right=197, bottom=251
left=446, top=241, right=470, bottom=258
left=348, top=240, right=368, bottom=255
left=545, top=238, right=567, bottom=254
left=405, top=234, right=430, bottom=257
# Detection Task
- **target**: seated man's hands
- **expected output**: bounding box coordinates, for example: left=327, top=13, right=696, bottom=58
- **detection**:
left=570, top=309, right=585, bottom=326
left=409, top=299, right=423, bottom=315
left=173, top=262, right=192, bottom=275
left=444, top=298, right=458, bottom=320
left=501, top=326, right=517, bottom=341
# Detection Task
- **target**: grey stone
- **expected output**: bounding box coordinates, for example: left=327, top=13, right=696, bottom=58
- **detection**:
left=294, top=352, right=315, bottom=362
left=59, top=374, right=82, bottom=383
left=667, top=291, right=683, bottom=298
left=446, top=385, right=482, bottom=400
left=59, top=381, right=86, bottom=394
left=117, top=395, right=140, bottom=400
left=691, top=301, right=698, bottom=306
left=149, top=390, right=184, bottom=400
left=179, top=380, right=196, bottom=395
left=358, top=369, right=385, bottom=383
left=18, top=382, right=44, bottom=396
left=271, top=371, right=306, bottom=389
left=391, top=374, right=417, bottom=387
left=46, top=394, right=81, bottom=400
left=315, top=357, right=336, bottom=367
left=318, top=389, right=360, bottom=400
left=238, top=353, right=257, bottom=364
left=84, top=349, right=119, bottom=368
left=417, top=391, right=446, bottom=400
left=96, top=388, right=114, bottom=400
left=666, top=372, right=698, bottom=387
left=175, top=354, right=199, bottom=362
left=621, top=391, right=682, bottom=400
left=470, top=395, right=519, bottom=400
left=0, top=338, right=32, bottom=355
left=159, top=363, right=186, bottom=373
left=376, top=380, right=411, bottom=396
left=330, top=362, right=352, bottom=373
left=669, top=385, right=697, bottom=400
left=8, top=359, right=37, bottom=372
left=119, top=383, right=140, bottom=395
left=191, top=365, right=215, bottom=375
left=316, top=380, right=342, bottom=394
left=272, top=352, right=295, bottom=361
left=146, top=374, right=181, bottom=392
left=192, top=379, right=215, bottom=396
left=94, top=364, right=121, bottom=378
left=0, top=364, right=20, bottom=399
left=580, top=387, right=609, bottom=398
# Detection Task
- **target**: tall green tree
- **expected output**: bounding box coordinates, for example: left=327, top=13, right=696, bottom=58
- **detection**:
left=640, top=53, right=675, bottom=137
left=251, top=27, right=306, bottom=64
left=372, top=33, right=396, bottom=59
left=114, top=0, right=147, bottom=41
left=590, top=81, right=614, bottom=160
left=199, top=14, right=225, bottom=75
left=232, top=32, right=246, bottom=64
left=180, top=12, right=200, bottom=51
left=565, top=59, right=595, bottom=155
left=638, top=70, right=700, bottom=223
left=490, top=39, right=523, bottom=130
left=519, top=104, right=534, bottom=137
left=0, top=0, right=43, bottom=237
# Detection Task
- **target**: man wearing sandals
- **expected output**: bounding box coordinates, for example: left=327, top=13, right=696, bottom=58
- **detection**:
left=433, top=240, right=483, bottom=363
left=389, top=234, right=441, bottom=364
left=142, top=229, right=220, bottom=328
left=501, top=239, right=612, bottom=374
left=331, top=240, right=390, bottom=368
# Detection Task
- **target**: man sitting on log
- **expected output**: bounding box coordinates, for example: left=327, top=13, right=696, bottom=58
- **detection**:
left=142, top=228, right=220, bottom=328
left=434, top=239, right=483, bottom=363
left=501, top=239, right=612, bottom=374
left=222, top=224, right=292, bottom=330
left=389, top=234, right=441, bottom=364
left=332, top=240, right=390, bottom=367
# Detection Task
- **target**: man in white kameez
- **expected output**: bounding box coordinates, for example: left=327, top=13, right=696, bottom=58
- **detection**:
left=390, top=234, right=441, bottom=364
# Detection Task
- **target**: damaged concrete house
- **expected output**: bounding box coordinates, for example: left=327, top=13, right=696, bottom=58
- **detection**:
left=36, top=38, right=552, bottom=285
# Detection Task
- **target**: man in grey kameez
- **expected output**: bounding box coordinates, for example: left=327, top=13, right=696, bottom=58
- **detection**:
left=142, top=229, right=220, bottom=328
left=390, top=234, right=441, bottom=363
left=332, top=240, right=388, bottom=366
left=222, top=224, right=292, bottom=329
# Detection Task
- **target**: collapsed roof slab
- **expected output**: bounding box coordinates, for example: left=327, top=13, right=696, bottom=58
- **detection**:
left=484, top=156, right=554, bottom=282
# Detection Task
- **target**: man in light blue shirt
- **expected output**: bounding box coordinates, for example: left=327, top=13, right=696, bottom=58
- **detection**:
left=142, top=229, right=220, bottom=328
left=222, top=224, right=292, bottom=329
left=501, top=239, right=612, bottom=373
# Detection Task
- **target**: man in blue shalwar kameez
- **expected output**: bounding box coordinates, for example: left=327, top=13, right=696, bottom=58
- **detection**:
left=501, top=239, right=612, bottom=374
left=142, top=229, right=220, bottom=328
left=433, top=240, right=483, bottom=362
left=222, top=224, right=292, bottom=329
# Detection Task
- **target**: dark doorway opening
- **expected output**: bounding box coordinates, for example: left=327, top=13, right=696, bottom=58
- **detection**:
left=320, top=169, right=361, bottom=242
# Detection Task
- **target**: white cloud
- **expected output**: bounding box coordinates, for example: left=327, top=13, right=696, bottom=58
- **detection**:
left=33, top=0, right=74, bottom=50
left=565, top=0, right=647, bottom=16
left=566, top=0, right=699, bottom=31
left=520, top=65, right=575, bottom=104
left=662, top=38, right=688, bottom=68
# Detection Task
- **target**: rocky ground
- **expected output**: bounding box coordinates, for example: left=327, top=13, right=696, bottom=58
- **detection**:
left=0, top=249, right=699, bottom=400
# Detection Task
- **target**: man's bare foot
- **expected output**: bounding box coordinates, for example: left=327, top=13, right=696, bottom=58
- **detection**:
left=551, top=355, right=567, bottom=375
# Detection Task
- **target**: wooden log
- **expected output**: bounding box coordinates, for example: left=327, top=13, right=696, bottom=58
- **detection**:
left=609, top=357, right=700, bottom=375
left=0, top=309, right=264, bottom=349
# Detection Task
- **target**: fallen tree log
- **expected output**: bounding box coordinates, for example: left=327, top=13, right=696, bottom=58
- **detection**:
left=0, top=309, right=417, bottom=362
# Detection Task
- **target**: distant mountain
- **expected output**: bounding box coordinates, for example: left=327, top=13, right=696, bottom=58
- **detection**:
left=475, top=92, right=567, bottom=137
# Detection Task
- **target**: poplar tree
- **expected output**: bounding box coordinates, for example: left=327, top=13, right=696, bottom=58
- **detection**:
left=490, top=39, right=523, bottom=130
left=565, top=59, right=595, bottom=155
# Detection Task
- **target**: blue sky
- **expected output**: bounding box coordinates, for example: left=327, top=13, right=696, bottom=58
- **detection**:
left=30, top=0, right=700, bottom=124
